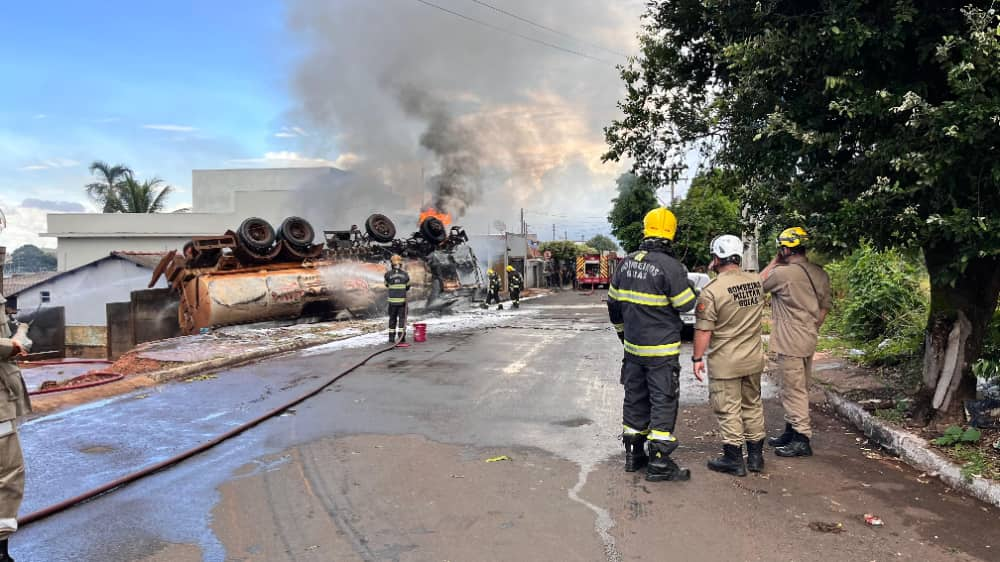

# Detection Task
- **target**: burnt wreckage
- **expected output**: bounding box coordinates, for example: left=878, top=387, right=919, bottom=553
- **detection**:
left=150, top=213, right=482, bottom=335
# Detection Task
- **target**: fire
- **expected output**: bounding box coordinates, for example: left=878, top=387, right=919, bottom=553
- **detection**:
left=419, top=207, right=452, bottom=227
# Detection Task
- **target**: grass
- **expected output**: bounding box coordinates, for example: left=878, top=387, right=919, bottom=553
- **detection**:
left=950, top=443, right=1000, bottom=482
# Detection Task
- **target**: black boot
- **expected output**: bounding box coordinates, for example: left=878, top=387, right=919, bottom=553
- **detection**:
left=645, top=440, right=690, bottom=482
left=774, top=431, right=813, bottom=457
left=622, top=433, right=648, bottom=472
left=388, top=333, right=397, bottom=344
left=746, top=439, right=765, bottom=472
left=0, top=538, right=13, bottom=562
left=707, top=443, right=747, bottom=477
left=767, top=423, right=794, bottom=447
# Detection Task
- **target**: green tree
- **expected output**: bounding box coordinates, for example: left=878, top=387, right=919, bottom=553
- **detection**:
left=10, top=244, right=56, bottom=273
left=672, top=170, right=743, bottom=270
left=605, top=2, right=1000, bottom=420
left=586, top=235, right=618, bottom=253
left=86, top=161, right=133, bottom=213
left=108, top=176, right=174, bottom=213
left=539, top=240, right=583, bottom=262
left=607, top=173, right=658, bottom=252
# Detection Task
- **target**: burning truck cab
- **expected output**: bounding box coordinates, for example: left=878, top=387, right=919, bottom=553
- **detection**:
left=150, top=211, right=481, bottom=335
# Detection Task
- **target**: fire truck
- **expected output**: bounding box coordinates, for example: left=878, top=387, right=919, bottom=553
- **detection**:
left=575, top=252, right=619, bottom=289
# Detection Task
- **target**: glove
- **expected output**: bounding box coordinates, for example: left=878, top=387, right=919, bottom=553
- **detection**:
left=12, top=323, right=32, bottom=353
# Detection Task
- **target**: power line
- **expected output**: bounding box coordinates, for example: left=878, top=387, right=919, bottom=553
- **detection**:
left=410, top=0, right=616, bottom=65
left=466, top=0, right=628, bottom=59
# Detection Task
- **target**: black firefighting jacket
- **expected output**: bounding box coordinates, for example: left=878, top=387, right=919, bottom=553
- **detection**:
left=488, top=274, right=501, bottom=292
left=607, top=240, right=696, bottom=364
left=509, top=271, right=523, bottom=291
left=384, top=268, right=410, bottom=305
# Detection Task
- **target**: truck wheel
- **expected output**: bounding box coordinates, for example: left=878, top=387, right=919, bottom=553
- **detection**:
left=420, top=217, right=447, bottom=243
left=237, top=217, right=276, bottom=255
left=279, top=216, right=315, bottom=251
left=366, top=214, right=396, bottom=243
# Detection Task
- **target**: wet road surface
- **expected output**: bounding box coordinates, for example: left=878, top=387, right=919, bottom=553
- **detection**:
left=13, top=291, right=1000, bottom=561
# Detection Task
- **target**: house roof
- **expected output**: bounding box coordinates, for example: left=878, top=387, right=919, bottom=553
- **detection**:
left=1, top=272, right=60, bottom=296
left=111, top=251, right=169, bottom=269
left=3, top=251, right=169, bottom=297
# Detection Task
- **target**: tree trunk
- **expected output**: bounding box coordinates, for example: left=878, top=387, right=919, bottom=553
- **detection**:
left=918, top=250, right=1000, bottom=424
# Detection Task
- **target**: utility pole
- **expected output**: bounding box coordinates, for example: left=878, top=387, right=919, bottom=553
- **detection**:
left=520, top=208, right=525, bottom=236
left=552, top=224, right=556, bottom=241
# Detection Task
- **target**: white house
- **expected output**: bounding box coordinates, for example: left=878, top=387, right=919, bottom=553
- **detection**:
left=7, top=252, right=168, bottom=355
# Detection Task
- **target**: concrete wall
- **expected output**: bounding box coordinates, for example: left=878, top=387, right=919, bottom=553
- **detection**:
left=14, top=257, right=167, bottom=326
left=106, top=302, right=131, bottom=360
left=55, top=237, right=190, bottom=272
left=130, top=289, right=181, bottom=345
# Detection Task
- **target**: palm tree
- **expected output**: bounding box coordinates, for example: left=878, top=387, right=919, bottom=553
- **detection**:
left=86, top=161, right=133, bottom=212
left=108, top=176, right=174, bottom=213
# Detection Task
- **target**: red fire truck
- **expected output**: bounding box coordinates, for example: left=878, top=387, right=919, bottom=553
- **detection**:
left=575, top=252, right=619, bottom=289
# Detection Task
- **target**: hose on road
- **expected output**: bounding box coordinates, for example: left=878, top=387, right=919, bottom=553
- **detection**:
left=18, top=341, right=401, bottom=527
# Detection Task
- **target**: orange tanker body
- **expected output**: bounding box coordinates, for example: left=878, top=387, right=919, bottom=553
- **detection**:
left=152, top=214, right=474, bottom=335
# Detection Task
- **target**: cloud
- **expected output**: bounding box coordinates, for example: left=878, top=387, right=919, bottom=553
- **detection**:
left=226, top=151, right=355, bottom=168
left=20, top=198, right=86, bottom=212
left=274, top=126, right=308, bottom=138
left=142, top=124, right=198, bottom=132
left=0, top=200, right=56, bottom=251
left=18, top=158, right=80, bottom=171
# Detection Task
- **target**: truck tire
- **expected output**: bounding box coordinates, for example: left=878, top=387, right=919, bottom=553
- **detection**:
left=365, top=214, right=396, bottom=243
left=420, top=217, right=447, bottom=243
left=278, top=216, right=315, bottom=251
left=237, top=217, right=276, bottom=255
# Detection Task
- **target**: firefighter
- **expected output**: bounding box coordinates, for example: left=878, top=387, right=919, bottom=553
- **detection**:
left=0, top=293, right=31, bottom=562
left=608, top=207, right=696, bottom=482
left=692, top=235, right=766, bottom=476
left=760, top=227, right=831, bottom=457
left=485, top=269, right=502, bottom=309
left=506, top=265, right=523, bottom=309
left=384, top=255, right=411, bottom=344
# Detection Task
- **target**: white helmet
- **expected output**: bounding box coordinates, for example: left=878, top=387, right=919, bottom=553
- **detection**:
left=710, top=235, right=743, bottom=260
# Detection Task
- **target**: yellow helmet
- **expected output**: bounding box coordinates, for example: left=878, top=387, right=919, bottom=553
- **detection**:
left=390, top=254, right=403, bottom=266
left=487, top=268, right=495, bottom=275
left=643, top=207, right=677, bottom=241
left=506, top=265, right=514, bottom=272
left=777, top=227, right=808, bottom=248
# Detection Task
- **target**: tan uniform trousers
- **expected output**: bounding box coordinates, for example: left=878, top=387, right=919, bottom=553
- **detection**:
left=773, top=354, right=813, bottom=437
left=0, top=420, right=24, bottom=539
left=708, top=373, right=765, bottom=446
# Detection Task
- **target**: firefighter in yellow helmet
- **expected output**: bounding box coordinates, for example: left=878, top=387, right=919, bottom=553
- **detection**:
left=607, top=207, right=695, bottom=482
left=384, top=255, right=410, bottom=344
left=760, top=227, right=831, bottom=457
left=506, top=265, right=523, bottom=309
left=485, top=268, right=502, bottom=309
left=0, top=292, right=31, bottom=562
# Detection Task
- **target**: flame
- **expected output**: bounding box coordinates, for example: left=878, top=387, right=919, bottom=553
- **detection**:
left=419, top=207, right=452, bottom=227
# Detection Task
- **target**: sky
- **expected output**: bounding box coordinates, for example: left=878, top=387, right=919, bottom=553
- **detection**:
left=0, top=0, right=687, bottom=252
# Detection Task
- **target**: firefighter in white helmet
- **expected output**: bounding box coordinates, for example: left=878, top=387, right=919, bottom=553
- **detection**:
left=692, top=235, right=766, bottom=476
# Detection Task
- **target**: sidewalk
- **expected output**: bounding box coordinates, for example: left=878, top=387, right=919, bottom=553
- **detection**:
left=809, top=353, right=1000, bottom=508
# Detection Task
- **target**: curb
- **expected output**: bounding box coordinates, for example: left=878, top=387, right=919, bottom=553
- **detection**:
left=821, top=387, right=1000, bottom=509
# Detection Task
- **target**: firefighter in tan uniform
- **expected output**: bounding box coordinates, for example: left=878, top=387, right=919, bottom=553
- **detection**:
left=760, top=227, right=831, bottom=457
left=0, top=294, right=31, bottom=562
left=692, top=235, right=766, bottom=476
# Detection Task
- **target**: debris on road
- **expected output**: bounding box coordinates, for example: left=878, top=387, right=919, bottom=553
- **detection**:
left=864, top=514, right=884, bottom=527
left=808, top=521, right=845, bottom=533
left=486, top=455, right=512, bottom=463
left=185, top=373, right=218, bottom=383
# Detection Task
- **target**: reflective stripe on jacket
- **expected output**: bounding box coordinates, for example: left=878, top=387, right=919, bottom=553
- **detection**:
left=384, top=269, right=410, bottom=305
left=607, top=246, right=695, bottom=364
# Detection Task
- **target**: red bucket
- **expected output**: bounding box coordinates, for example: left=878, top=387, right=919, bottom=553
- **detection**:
left=413, top=323, right=427, bottom=343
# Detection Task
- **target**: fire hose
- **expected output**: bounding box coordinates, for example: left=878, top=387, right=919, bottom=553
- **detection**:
left=21, top=360, right=123, bottom=396
left=18, top=340, right=401, bottom=527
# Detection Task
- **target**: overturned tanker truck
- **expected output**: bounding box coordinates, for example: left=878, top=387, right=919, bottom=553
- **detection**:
left=149, top=212, right=482, bottom=335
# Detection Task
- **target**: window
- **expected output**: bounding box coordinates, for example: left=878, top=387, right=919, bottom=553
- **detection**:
left=40, top=291, right=51, bottom=303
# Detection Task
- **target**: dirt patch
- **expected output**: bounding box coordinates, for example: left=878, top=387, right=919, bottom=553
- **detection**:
left=108, top=353, right=180, bottom=376
left=211, top=434, right=603, bottom=562
left=29, top=375, right=157, bottom=415
left=581, top=401, right=999, bottom=562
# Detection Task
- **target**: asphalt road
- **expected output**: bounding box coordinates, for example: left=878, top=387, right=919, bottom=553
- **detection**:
left=12, top=291, right=1000, bottom=561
